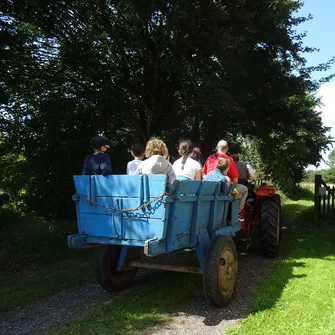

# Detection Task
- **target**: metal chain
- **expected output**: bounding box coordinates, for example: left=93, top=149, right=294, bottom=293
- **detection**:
left=75, top=192, right=179, bottom=213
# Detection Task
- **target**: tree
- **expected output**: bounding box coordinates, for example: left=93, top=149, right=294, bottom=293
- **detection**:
left=0, top=0, right=333, bottom=217
left=327, top=149, right=335, bottom=167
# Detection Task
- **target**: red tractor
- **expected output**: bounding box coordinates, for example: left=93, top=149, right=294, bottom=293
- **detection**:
left=239, top=176, right=281, bottom=257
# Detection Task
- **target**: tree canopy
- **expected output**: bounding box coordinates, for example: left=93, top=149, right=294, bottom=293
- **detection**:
left=0, top=0, right=333, bottom=217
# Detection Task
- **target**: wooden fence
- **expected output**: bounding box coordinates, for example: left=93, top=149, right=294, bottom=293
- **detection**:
left=314, top=174, right=335, bottom=223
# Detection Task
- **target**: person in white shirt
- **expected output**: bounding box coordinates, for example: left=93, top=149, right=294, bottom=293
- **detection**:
left=173, top=140, right=202, bottom=180
left=127, top=143, right=145, bottom=174
left=134, top=137, right=176, bottom=186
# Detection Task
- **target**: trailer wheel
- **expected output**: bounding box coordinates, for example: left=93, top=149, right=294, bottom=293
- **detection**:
left=260, top=194, right=281, bottom=258
left=203, top=236, right=237, bottom=307
left=95, top=245, right=140, bottom=291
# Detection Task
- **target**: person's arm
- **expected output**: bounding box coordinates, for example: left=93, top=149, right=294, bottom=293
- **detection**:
left=202, top=157, right=210, bottom=176
left=228, top=159, right=239, bottom=184
left=126, top=162, right=131, bottom=175
left=195, top=169, right=202, bottom=180
left=81, top=157, right=88, bottom=175
left=100, top=155, right=112, bottom=176
left=194, top=161, right=202, bottom=180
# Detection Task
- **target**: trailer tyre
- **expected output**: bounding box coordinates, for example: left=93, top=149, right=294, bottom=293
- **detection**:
left=260, top=194, right=281, bottom=258
left=203, top=236, right=237, bottom=307
left=95, top=245, right=140, bottom=291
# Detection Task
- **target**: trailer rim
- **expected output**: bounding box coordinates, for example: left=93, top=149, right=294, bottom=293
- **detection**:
left=218, top=244, right=237, bottom=294
left=203, top=235, right=238, bottom=307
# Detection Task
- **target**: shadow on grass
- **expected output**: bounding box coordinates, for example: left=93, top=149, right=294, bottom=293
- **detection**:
left=0, top=212, right=95, bottom=312
left=0, top=214, right=91, bottom=274
left=6, top=186, right=333, bottom=335
left=48, top=210, right=321, bottom=335
left=245, top=207, right=335, bottom=315
left=283, top=185, right=314, bottom=201
left=45, top=190, right=327, bottom=335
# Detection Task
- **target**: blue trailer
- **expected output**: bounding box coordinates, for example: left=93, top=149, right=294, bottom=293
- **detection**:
left=68, top=174, right=242, bottom=306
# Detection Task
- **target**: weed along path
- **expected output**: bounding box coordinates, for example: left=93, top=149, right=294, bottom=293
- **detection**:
left=0, top=193, right=314, bottom=335
left=0, top=249, right=275, bottom=335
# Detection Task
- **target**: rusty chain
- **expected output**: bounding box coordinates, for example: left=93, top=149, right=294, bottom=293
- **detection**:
left=75, top=192, right=179, bottom=213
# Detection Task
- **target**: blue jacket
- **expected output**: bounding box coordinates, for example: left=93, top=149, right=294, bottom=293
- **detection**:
left=203, top=168, right=229, bottom=193
left=81, top=153, right=112, bottom=176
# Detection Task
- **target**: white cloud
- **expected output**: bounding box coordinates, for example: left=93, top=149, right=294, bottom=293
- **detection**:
left=314, top=81, right=335, bottom=170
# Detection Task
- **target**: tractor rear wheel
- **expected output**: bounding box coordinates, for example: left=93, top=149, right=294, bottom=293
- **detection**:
left=95, top=245, right=140, bottom=291
left=203, top=236, right=238, bottom=306
left=260, top=195, right=281, bottom=257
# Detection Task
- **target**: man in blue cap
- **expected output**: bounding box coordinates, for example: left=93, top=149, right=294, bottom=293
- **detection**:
left=81, top=136, right=118, bottom=175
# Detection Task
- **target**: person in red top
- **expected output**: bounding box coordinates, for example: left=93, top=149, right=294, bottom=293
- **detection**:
left=203, top=140, right=248, bottom=218
left=202, top=140, right=239, bottom=181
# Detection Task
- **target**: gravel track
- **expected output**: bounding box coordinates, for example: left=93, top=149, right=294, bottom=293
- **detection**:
left=150, top=253, right=274, bottom=335
left=0, top=270, right=157, bottom=335
left=1, top=231, right=286, bottom=335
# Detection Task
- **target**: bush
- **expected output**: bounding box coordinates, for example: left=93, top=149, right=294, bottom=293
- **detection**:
left=0, top=214, right=89, bottom=274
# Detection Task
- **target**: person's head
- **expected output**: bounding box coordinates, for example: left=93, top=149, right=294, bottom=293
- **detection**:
left=90, top=136, right=118, bottom=153
left=131, top=143, right=145, bottom=159
left=230, top=153, right=239, bottom=162
left=217, top=158, right=230, bottom=173
left=192, top=150, right=201, bottom=163
left=178, top=139, right=195, bottom=170
left=145, top=137, right=168, bottom=158
left=216, top=140, right=229, bottom=154
left=193, top=146, right=201, bottom=155
left=192, top=146, right=202, bottom=163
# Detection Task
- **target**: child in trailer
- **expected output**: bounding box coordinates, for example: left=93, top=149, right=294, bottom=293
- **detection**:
left=81, top=136, right=118, bottom=176
left=203, top=158, right=244, bottom=221
left=134, top=137, right=176, bottom=186
left=127, top=143, right=145, bottom=175
left=202, top=157, right=231, bottom=192
left=173, top=139, right=202, bottom=180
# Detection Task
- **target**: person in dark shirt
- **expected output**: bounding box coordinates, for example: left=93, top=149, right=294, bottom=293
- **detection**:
left=81, top=136, right=118, bottom=176
left=230, top=154, right=251, bottom=186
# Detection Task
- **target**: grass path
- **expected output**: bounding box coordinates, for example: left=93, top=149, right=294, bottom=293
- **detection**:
left=228, top=191, right=335, bottom=335
left=0, top=215, right=95, bottom=313
left=43, top=189, right=316, bottom=335
left=0, top=258, right=94, bottom=314
left=3, top=186, right=331, bottom=335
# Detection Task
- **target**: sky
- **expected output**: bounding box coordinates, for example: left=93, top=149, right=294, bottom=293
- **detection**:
left=295, top=0, right=335, bottom=169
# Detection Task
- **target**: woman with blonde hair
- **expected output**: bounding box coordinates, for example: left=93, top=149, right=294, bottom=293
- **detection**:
left=134, top=137, right=176, bottom=186
left=173, top=139, right=202, bottom=180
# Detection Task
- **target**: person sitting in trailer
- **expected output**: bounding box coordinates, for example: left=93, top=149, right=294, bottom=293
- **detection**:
left=134, top=137, right=176, bottom=186
left=202, top=140, right=248, bottom=221
left=230, top=154, right=251, bottom=186
left=173, top=139, right=202, bottom=180
left=127, top=143, right=145, bottom=175
left=81, top=136, right=118, bottom=176
left=203, top=158, right=231, bottom=193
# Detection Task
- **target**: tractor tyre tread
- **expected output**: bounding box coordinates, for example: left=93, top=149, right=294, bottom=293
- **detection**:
left=260, top=195, right=281, bottom=258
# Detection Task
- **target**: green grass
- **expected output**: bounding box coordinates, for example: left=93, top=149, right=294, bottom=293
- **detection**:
left=0, top=258, right=94, bottom=313
left=4, top=185, right=327, bottom=335
left=0, top=213, right=94, bottom=313
left=46, top=187, right=317, bottom=335
left=227, top=189, right=335, bottom=335
left=46, top=272, right=202, bottom=335
left=0, top=214, right=90, bottom=273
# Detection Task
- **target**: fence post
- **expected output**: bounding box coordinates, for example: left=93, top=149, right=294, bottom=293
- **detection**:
left=314, top=175, right=321, bottom=224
